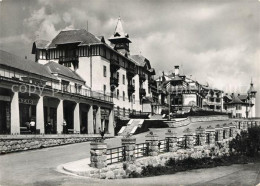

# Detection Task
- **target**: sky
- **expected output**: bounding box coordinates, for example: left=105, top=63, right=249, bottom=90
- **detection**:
left=0, top=0, right=259, bottom=115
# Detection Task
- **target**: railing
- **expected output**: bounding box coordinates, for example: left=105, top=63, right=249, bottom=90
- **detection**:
left=128, top=84, right=135, bottom=94
left=139, top=73, right=146, bottom=81
left=59, top=56, right=79, bottom=63
left=0, top=68, right=113, bottom=103
left=106, top=146, right=126, bottom=165
left=110, top=77, right=119, bottom=86
left=158, top=139, right=167, bottom=153
left=135, top=143, right=149, bottom=158
left=139, top=88, right=146, bottom=97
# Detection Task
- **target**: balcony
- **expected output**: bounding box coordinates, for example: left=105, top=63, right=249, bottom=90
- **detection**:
left=59, top=56, right=79, bottom=63
left=110, top=77, right=119, bottom=91
left=128, top=84, right=135, bottom=95
left=148, top=78, right=156, bottom=85
left=110, top=58, right=120, bottom=72
left=139, top=73, right=146, bottom=82
left=139, top=88, right=146, bottom=97
left=127, top=66, right=136, bottom=78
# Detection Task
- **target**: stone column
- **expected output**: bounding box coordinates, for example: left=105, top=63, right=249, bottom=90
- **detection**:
left=88, top=105, right=94, bottom=134
left=195, top=126, right=206, bottom=146
left=121, top=137, right=136, bottom=163
left=11, top=91, right=20, bottom=134
left=36, top=96, right=44, bottom=134
left=90, top=142, right=107, bottom=169
left=205, top=126, right=215, bottom=145
left=108, top=109, right=114, bottom=136
left=96, top=107, right=101, bottom=132
left=57, top=99, right=63, bottom=134
left=165, top=129, right=178, bottom=152
left=183, top=128, right=194, bottom=148
left=74, top=102, right=80, bottom=133
left=215, top=125, right=223, bottom=142
left=145, top=131, right=159, bottom=156
left=222, top=124, right=229, bottom=140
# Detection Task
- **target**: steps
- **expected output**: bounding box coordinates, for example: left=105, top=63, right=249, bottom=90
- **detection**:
left=118, top=119, right=144, bottom=136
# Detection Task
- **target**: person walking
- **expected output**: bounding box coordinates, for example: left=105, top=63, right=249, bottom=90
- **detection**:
left=99, top=127, right=105, bottom=140
left=62, top=120, right=67, bottom=134
left=30, top=119, right=36, bottom=134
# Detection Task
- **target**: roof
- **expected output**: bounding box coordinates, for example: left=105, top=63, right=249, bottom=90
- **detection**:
left=0, top=50, right=56, bottom=80
left=228, top=95, right=244, bottom=104
left=48, top=29, right=102, bottom=48
left=44, top=61, right=85, bottom=82
left=129, top=55, right=147, bottom=67
left=114, top=18, right=125, bottom=37
left=34, top=40, right=50, bottom=49
left=248, top=82, right=257, bottom=94
left=109, top=18, right=131, bottom=43
left=238, top=94, right=248, bottom=101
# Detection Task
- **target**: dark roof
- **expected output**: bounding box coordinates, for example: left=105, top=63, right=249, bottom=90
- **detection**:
left=0, top=50, right=56, bottom=80
left=48, top=29, right=102, bottom=48
left=44, top=61, right=85, bottom=82
left=228, top=96, right=244, bottom=104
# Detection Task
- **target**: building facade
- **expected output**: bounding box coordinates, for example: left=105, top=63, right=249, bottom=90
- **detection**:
left=156, top=66, right=224, bottom=114
left=32, top=18, right=158, bottom=119
left=0, top=50, right=114, bottom=135
left=223, top=81, right=257, bottom=118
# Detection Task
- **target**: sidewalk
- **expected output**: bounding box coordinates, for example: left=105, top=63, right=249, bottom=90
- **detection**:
left=60, top=159, right=260, bottom=186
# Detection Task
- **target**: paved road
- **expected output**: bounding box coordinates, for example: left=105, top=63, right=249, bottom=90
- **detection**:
left=0, top=140, right=260, bottom=186
left=1, top=119, right=259, bottom=186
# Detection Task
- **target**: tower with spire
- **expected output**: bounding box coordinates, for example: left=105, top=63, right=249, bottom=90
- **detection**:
left=247, top=79, right=257, bottom=117
left=108, top=17, right=131, bottom=56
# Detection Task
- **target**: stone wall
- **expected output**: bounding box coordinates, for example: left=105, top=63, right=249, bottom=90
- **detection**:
left=190, top=115, right=229, bottom=122
left=0, top=136, right=111, bottom=154
left=79, top=119, right=259, bottom=179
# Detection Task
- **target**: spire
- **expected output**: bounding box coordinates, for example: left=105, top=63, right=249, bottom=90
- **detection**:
left=248, top=78, right=257, bottom=94
left=114, top=17, right=125, bottom=37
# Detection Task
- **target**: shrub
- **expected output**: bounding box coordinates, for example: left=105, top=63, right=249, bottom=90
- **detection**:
left=229, top=126, right=260, bottom=157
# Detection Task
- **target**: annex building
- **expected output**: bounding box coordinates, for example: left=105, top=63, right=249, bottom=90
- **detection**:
left=0, top=50, right=114, bottom=135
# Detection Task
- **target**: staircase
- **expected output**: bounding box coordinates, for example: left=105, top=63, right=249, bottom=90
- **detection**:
left=118, top=119, right=144, bottom=136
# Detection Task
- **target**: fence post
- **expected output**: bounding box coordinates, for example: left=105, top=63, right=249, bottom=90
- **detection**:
left=228, top=123, right=236, bottom=139
left=195, top=126, right=206, bottom=146
left=165, top=129, right=177, bottom=152
left=121, top=136, right=136, bottom=163
left=90, top=142, right=107, bottom=169
left=205, top=125, right=215, bottom=146
left=215, top=124, right=223, bottom=142
left=183, top=128, right=194, bottom=148
left=145, top=131, right=159, bottom=156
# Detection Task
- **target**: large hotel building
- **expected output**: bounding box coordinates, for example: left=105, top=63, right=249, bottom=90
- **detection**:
left=0, top=18, right=257, bottom=135
left=0, top=18, right=158, bottom=135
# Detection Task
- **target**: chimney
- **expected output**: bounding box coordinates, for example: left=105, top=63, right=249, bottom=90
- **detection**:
left=174, top=65, right=179, bottom=76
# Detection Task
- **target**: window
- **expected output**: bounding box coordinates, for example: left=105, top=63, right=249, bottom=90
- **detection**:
left=123, top=75, right=125, bottom=85
left=133, top=95, right=135, bottom=104
left=103, top=85, right=106, bottom=94
left=117, top=89, right=119, bottom=99
left=236, top=105, right=242, bottom=110
left=133, top=79, right=135, bottom=86
left=75, top=84, right=82, bottom=94
left=103, top=66, right=107, bottom=77
left=123, top=91, right=125, bottom=101
left=123, top=108, right=125, bottom=117
left=117, top=72, right=119, bottom=81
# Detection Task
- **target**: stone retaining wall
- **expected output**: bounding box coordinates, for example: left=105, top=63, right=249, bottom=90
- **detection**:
left=71, top=140, right=230, bottom=179
left=0, top=136, right=111, bottom=154
left=190, top=115, right=229, bottom=122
